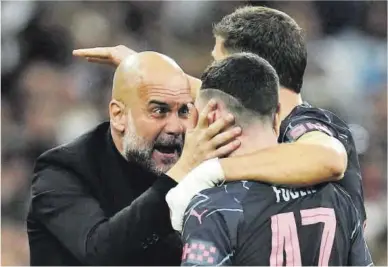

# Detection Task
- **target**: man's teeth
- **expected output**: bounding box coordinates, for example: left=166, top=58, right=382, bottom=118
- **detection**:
left=157, top=147, right=177, bottom=154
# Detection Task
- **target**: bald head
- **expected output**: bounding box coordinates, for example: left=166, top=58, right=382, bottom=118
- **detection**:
left=112, top=51, right=188, bottom=106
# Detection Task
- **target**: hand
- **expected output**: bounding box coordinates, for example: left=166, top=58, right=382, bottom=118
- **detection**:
left=72, top=45, right=136, bottom=66
left=167, top=100, right=241, bottom=181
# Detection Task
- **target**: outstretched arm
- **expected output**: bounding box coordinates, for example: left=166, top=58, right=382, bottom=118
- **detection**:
left=73, top=45, right=202, bottom=97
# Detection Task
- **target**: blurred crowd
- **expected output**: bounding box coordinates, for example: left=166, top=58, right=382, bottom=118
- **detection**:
left=1, top=1, right=387, bottom=265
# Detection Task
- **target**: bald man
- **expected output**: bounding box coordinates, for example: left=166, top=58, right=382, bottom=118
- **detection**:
left=27, top=52, right=240, bottom=266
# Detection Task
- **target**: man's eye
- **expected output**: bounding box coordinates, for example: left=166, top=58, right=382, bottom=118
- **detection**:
left=179, top=105, right=190, bottom=116
left=153, top=107, right=169, bottom=114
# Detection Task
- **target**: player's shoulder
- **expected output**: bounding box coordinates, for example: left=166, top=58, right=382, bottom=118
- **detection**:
left=326, top=183, right=362, bottom=228
left=186, top=181, right=278, bottom=218
left=320, top=183, right=360, bottom=218
left=188, top=181, right=252, bottom=211
left=285, top=102, right=350, bottom=129
left=183, top=182, right=253, bottom=238
left=327, top=183, right=358, bottom=209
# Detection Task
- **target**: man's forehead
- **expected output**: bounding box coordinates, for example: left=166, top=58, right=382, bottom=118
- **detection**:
left=140, top=67, right=188, bottom=85
left=140, top=85, right=193, bottom=104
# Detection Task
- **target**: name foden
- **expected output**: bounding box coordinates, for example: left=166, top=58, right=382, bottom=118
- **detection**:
left=272, top=186, right=316, bottom=203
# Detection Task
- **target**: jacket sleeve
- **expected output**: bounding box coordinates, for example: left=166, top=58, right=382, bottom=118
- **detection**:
left=30, top=166, right=177, bottom=265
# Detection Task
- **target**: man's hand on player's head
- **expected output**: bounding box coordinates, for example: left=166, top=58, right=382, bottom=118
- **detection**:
left=167, top=99, right=241, bottom=182
left=72, top=45, right=136, bottom=66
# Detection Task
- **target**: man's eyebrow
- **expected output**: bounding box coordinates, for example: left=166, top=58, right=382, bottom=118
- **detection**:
left=184, top=101, right=195, bottom=106
left=148, top=100, right=169, bottom=106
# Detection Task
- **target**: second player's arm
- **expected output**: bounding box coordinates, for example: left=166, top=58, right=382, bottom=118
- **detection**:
left=221, top=131, right=348, bottom=186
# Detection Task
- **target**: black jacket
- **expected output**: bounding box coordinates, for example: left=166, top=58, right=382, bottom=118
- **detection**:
left=27, top=122, right=182, bottom=266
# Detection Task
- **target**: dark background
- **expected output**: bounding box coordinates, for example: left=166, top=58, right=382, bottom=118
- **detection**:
left=1, top=1, right=387, bottom=265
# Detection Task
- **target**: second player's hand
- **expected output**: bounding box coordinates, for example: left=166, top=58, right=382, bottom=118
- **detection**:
left=72, top=45, right=135, bottom=66
left=167, top=100, right=242, bottom=182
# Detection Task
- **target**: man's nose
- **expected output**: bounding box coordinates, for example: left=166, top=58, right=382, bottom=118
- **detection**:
left=164, top=115, right=185, bottom=135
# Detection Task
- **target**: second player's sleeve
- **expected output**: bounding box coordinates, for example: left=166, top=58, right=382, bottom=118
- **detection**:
left=279, top=107, right=352, bottom=155
left=180, top=194, right=242, bottom=266
left=281, top=112, right=344, bottom=143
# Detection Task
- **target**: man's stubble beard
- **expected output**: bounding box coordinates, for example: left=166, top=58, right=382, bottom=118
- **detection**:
left=123, top=113, right=182, bottom=175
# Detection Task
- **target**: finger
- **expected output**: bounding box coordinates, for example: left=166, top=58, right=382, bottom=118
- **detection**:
left=73, top=48, right=110, bottom=58
left=72, top=47, right=112, bottom=58
left=207, top=111, right=216, bottom=125
left=211, top=127, right=242, bottom=148
left=197, top=99, right=217, bottom=129
left=186, top=103, right=198, bottom=130
left=204, top=114, right=235, bottom=139
left=86, top=57, right=116, bottom=66
left=207, top=140, right=241, bottom=159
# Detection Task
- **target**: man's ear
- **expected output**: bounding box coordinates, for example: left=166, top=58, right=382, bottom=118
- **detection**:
left=109, top=99, right=126, bottom=133
left=273, top=103, right=281, bottom=137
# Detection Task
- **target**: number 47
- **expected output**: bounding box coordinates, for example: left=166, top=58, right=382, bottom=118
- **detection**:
left=270, top=207, right=336, bottom=266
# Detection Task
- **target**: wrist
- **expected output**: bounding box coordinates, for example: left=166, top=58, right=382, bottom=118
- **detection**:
left=195, top=158, right=225, bottom=186
left=167, top=160, right=191, bottom=182
left=219, top=157, right=233, bottom=181
left=166, top=158, right=225, bottom=232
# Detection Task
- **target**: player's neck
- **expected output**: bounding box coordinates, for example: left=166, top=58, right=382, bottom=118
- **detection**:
left=279, top=88, right=303, bottom=121
left=229, top=126, right=278, bottom=157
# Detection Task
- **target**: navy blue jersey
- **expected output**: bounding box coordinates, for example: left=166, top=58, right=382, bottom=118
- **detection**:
left=180, top=181, right=373, bottom=266
left=279, top=102, right=366, bottom=225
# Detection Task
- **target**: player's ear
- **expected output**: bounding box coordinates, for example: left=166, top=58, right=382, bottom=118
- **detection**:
left=109, top=99, right=126, bottom=134
left=206, top=101, right=221, bottom=125
left=210, top=103, right=226, bottom=125
left=273, top=103, right=281, bottom=136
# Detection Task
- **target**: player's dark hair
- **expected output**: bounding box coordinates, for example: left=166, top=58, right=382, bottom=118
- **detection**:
left=198, top=89, right=260, bottom=128
left=213, top=6, right=307, bottom=93
left=200, top=52, right=279, bottom=125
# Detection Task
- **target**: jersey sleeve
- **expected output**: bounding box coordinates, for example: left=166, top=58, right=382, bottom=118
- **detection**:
left=180, top=190, right=243, bottom=266
left=280, top=109, right=349, bottom=153
left=348, top=219, right=374, bottom=266
left=282, top=114, right=336, bottom=141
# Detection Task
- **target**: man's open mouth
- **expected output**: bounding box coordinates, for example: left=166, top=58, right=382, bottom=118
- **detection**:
left=154, top=144, right=182, bottom=155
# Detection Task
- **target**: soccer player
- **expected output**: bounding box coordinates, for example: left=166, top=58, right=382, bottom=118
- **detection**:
left=73, top=6, right=366, bottom=227
left=178, top=53, right=372, bottom=266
